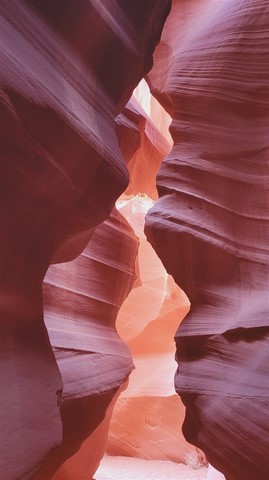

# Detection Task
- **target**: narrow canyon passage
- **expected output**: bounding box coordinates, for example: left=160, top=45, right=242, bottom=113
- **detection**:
left=95, top=85, right=223, bottom=480
left=94, top=197, right=208, bottom=480
left=1, top=1, right=268, bottom=480
left=42, top=81, right=209, bottom=479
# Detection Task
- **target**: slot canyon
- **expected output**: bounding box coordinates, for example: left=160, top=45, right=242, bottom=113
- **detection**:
left=0, top=1, right=268, bottom=480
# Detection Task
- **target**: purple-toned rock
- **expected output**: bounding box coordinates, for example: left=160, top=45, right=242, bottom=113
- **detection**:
left=0, top=1, right=171, bottom=478
left=145, top=1, right=269, bottom=478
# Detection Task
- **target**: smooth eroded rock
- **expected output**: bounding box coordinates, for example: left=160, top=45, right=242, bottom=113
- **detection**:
left=145, top=1, right=269, bottom=478
left=1, top=1, right=171, bottom=478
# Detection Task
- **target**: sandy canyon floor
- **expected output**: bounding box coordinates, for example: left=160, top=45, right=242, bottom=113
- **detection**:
left=95, top=455, right=208, bottom=480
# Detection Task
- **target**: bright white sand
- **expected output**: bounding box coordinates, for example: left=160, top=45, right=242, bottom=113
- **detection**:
left=95, top=455, right=208, bottom=480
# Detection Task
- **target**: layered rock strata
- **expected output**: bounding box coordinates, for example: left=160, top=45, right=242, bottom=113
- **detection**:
left=39, top=208, right=138, bottom=480
left=145, top=1, right=269, bottom=479
left=107, top=196, right=196, bottom=463
left=0, top=1, right=171, bottom=479
left=107, top=92, right=196, bottom=463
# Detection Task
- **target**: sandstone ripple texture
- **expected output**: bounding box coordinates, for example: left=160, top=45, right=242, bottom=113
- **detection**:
left=145, top=1, right=269, bottom=479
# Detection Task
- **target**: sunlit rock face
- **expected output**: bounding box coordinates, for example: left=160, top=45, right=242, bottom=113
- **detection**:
left=116, top=94, right=172, bottom=200
left=133, top=79, right=173, bottom=143
left=145, top=1, right=269, bottom=479
left=107, top=196, right=196, bottom=463
left=0, top=1, right=171, bottom=479
left=108, top=93, right=195, bottom=463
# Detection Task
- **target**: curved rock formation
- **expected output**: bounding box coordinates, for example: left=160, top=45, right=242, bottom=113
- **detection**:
left=145, top=1, right=269, bottom=479
left=107, top=196, right=195, bottom=463
left=38, top=208, right=137, bottom=480
left=0, top=1, right=171, bottom=479
left=133, top=79, right=172, bottom=144
left=116, top=93, right=172, bottom=200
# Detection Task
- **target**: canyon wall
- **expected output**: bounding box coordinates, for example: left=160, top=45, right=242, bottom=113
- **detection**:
left=107, top=196, right=194, bottom=464
left=109, top=92, right=198, bottom=465
left=0, top=1, right=171, bottom=479
left=39, top=208, right=138, bottom=480
left=116, top=86, right=172, bottom=200
left=145, top=1, right=269, bottom=479
left=2, top=1, right=268, bottom=479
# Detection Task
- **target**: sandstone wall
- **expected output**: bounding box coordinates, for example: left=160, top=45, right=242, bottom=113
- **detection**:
left=0, top=1, right=171, bottom=478
left=145, top=1, right=269, bottom=478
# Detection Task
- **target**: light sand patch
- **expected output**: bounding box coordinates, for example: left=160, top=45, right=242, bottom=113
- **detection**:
left=95, top=455, right=208, bottom=480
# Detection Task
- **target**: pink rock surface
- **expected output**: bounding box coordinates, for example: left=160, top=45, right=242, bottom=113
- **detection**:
left=108, top=395, right=199, bottom=463
left=38, top=91, right=174, bottom=477
left=38, top=208, right=137, bottom=479
left=107, top=196, right=197, bottom=463
left=145, top=1, right=269, bottom=479
left=3, top=0, right=268, bottom=478
left=0, top=1, right=171, bottom=479
left=116, top=94, right=172, bottom=200
left=133, top=79, right=173, bottom=146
